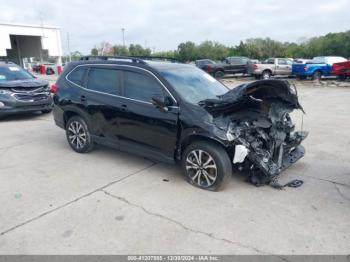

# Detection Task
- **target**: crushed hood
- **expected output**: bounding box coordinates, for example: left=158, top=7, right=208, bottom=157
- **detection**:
left=199, top=80, right=304, bottom=115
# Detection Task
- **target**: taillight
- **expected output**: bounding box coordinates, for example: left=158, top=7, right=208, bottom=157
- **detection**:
left=304, top=66, right=308, bottom=71
left=253, top=64, right=258, bottom=70
left=206, top=64, right=213, bottom=73
left=50, top=83, right=58, bottom=93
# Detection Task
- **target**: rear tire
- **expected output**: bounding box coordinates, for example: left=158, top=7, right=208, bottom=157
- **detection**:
left=312, top=71, right=322, bottom=80
left=181, top=141, right=232, bottom=191
left=66, top=116, right=95, bottom=153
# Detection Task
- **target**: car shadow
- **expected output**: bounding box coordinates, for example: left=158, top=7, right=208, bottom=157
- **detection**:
left=0, top=112, right=50, bottom=122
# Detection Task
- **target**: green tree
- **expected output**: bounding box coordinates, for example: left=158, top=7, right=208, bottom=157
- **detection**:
left=91, top=47, right=98, bottom=56
left=112, top=45, right=129, bottom=56
left=197, top=41, right=228, bottom=60
left=177, top=41, right=197, bottom=61
left=70, top=51, right=83, bottom=61
left=129, top=44, right=151, bottom=56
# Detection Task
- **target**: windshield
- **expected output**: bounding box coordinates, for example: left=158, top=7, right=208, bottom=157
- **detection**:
left=159, top=67, right=228, bottom=104
left=0, top=65, right=34, bottom=82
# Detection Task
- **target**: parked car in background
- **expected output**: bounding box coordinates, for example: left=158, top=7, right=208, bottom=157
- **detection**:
left=195, top=59, right=216, bottom=71
left=292, top=56, right=347, bottom=80
left=248, top=58, right=293, bottom=79
left=332, top=60, right=350, bottom=81
left=205, top=56, right=250, bottom=78
left=0, top=61, right=52, bottom=117
left=293, top=58, right=311, bottom=64
left=32, top=62, right=56, bottom=75
left=249, top=59, right=260, bottom=64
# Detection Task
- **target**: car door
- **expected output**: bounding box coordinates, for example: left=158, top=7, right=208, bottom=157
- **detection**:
left=80, top=65, right=123, bottom=143
left=276, top=59, right=291, bottom=75
left=227, top=57, right=248, bottom=74
left=118, top=68, right=179, bottom=161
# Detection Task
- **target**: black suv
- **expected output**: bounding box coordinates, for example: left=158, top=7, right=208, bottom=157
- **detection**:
left=205, top=56, right=251, bottom=78
left=53, top=56, right=307, bottom=190
left=0, top=61, right=52, bottom=117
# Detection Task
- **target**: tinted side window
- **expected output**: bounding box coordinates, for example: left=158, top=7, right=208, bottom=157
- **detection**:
left=230, top=58, right=241, bottom=64
left=67, top=67, right=86, bottom=86
left=87, top=68, right=119, bottom=95
left=123, top=71, right=164, bottom=102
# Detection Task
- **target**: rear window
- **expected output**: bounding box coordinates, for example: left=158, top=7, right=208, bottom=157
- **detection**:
left=0, top=65, right=34, bottom=81
left=67, top=67, right=86, bottom=86
left=87, top=68, right=120, bottom=95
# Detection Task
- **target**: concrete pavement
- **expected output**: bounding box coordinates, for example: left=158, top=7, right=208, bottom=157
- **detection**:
left=0, top=81, right=349, bottom=254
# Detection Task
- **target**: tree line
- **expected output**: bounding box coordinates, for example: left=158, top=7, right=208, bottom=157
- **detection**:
left=90, top=42, right=151, bottom=57
left=88, top=30, right=350, bottom=61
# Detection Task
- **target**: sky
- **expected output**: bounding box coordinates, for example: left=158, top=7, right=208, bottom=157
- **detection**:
left=1, top=0, right=349, bottom=55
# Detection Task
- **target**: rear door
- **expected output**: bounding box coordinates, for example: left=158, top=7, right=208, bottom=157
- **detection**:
left=276, top=59, right=291, bottom=75
left=118, top=68, right=179, bottom=161
left=227, top=57, right=247, bottom=74
left=80, top=65, right=123, bottom=142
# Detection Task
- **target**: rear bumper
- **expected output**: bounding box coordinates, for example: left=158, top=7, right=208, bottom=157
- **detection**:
left=53, top=105, right=65, bottom=129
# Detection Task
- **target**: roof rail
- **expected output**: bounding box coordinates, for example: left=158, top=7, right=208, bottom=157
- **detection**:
left=129, top=56, right=180, bottom=63
left=79, top=55, right=181, bottom=64
left=79, top=56, right=147, bottom=64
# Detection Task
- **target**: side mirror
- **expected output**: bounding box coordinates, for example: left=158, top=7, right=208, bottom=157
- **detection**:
left=151, top=96, right=168, bottom=112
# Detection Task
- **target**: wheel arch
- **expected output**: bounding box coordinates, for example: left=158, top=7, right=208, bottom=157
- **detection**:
left=262, top=69, right=272, bottom=75
left=214, top=68, right=225, bottom=76
left=179, top=134, right=233, bottom=161
left=62, top=107, right=91, bottom=129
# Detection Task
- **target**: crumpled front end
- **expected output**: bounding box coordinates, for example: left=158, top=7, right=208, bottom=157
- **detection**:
left=200, top=79, right=308, bottom=185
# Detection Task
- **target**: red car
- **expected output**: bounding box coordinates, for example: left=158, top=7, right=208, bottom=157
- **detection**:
left=332, top=60, right=350, bottom=81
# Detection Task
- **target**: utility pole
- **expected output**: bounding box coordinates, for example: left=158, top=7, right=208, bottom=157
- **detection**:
left=67, top=32, right=71, bottom=62
left=121, top=28, right=125, bottom=47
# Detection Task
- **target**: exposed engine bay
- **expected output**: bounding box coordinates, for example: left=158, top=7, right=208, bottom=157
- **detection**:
left=199, top=80, right=308, bottom=186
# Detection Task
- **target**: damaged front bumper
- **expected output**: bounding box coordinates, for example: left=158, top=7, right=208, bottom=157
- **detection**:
left=200, top=79, right=309, bottom=185
left=240, top=131, right=308, bottom=177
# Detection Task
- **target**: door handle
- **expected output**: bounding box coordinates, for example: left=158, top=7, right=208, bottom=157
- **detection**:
left=121, top=104, right=128, bottom=112
left=80, top=95, right=87, bottom=102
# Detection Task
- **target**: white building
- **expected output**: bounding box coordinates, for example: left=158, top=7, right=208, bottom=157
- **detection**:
left=0, top=22, right=62, bottom=67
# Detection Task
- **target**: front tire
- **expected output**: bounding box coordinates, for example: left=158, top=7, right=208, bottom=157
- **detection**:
left=42, top=109, right=52, bottom=114
left=338, top=74, right=347, bottom=81
left=262, top=70, right=271, bottom=79
left=66, top=116, right=94, bottom=153
left=214, top=70, right=225, bottom=79
left=182, top=141, right=232, bottom=191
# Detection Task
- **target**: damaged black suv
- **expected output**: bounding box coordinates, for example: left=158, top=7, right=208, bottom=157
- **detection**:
left=53, top=56, right=307, bottom=191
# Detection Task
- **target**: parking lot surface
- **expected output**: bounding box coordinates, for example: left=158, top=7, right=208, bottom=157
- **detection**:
left=0, top=79, right=349, bottom=254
